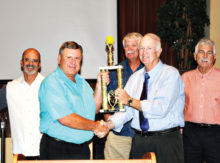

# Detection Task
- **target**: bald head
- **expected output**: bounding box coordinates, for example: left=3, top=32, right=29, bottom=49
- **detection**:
left=22, top=48, right=41, bottom=62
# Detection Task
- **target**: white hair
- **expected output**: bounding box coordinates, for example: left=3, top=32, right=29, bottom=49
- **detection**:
left=195, top=39, right=216, bottom=55
left=140, top=33, right=161, bottom=51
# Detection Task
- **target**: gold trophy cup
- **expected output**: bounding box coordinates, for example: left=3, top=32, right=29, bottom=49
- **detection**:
left=99, top=36, right=125, bottom=113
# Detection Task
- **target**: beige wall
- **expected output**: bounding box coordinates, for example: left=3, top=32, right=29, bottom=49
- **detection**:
left=0, top=138, right=13, bottom=163
left=210, top=0, right=220, bottom=68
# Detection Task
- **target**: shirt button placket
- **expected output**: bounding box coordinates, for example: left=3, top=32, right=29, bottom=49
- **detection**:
left=199, top=80, right=205, bottom=121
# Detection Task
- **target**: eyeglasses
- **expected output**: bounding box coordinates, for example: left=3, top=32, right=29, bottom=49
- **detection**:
left=24, top=58, right=40, bottom=63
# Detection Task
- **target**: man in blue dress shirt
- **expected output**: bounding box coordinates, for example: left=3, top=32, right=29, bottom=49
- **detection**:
left=104, top=32, right=144, bottom=159
left=107, top=33, right=185, bottom=163
left=39, top=41, right=109, bottom=160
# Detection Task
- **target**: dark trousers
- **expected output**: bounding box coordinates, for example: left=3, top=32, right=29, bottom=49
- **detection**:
left=131, top=129, right=184, bottom=163
left=92, top=135, right=106, bottom=159
left=183, top=122, right=220, bottom=163
left=40, top=134, right=90, bottom=160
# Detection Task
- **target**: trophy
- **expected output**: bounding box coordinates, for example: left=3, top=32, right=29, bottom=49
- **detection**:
left=99, top=36, right=125, bottom=113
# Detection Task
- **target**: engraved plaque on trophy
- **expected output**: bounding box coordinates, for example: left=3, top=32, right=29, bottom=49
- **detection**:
left=99, top=36, right=125, bottom=113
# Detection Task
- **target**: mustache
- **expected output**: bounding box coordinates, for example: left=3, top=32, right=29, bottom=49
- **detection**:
left=25, top=64, right=36, bottom=69
left=201, top=58, right=210, bottom=62
left=127, top=50, right=135, bottom=54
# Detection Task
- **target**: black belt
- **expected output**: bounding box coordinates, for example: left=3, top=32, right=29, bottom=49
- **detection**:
left=186, top=122, right=219, bottom=128
left=43, top=134, right=71, bottom=144
left=135, top=126, right=180, bottom=136
left=43, top=134, right=88, bottom=146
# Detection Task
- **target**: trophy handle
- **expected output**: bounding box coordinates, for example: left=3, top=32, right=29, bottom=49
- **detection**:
left=117, top=67, right=124, bottom=111
left=100, top=69, right=108, bottom=112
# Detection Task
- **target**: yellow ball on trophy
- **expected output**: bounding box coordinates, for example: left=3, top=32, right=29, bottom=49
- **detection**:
left=106, top=36, right=114, bottom=45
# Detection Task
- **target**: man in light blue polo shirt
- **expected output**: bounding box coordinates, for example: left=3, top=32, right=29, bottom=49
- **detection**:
left=39, top=41, right=109, bottom=160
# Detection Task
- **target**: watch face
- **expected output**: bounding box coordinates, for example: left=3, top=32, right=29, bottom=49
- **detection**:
left=128, top=98, right=133, bottom=106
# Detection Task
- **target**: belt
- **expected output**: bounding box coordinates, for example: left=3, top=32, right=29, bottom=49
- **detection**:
left=134, top=126, right=180, bottom=136
left=43, top=134, right=71, bottom=144
left=186, top=122, right=219, bottom=128
left=43, top=134, right=88, bottom=146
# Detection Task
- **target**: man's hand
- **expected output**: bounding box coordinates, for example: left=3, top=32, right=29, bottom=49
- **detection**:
left=114, top=88, right=142, bottom=111
left=94, top=120, right=109, bottom=138
left=97, top=71, right=110, bottom=86
left=115, top=88, right=130, bottom=105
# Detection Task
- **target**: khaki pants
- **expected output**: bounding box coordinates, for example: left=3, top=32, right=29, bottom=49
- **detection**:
left=104, top=131, right=132, bottom=159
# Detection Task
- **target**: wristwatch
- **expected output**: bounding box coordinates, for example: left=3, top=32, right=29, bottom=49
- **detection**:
left=127, top=98, right=133, bottom=106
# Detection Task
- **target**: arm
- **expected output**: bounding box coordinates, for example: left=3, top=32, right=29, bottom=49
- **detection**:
left=58, top=113, right=108, bottom=135
left=107, top=106, right=134, bottom=132
left=115, top=88, right=141, bottom=111
left=106, top=70, right=138, bottom=131
left=115, top=70, right=184, bottom=119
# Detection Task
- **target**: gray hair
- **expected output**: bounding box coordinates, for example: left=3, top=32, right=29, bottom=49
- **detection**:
left=195, top=39, right=216, bottom=55
left=122, top=32, right=143, bottom=47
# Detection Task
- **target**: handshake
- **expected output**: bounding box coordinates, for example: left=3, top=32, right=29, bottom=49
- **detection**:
left=93, top=120, right=113, bottom=138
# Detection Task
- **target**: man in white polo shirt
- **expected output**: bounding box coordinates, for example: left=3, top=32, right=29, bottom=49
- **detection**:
left=6, top=48, right=44, bottom=160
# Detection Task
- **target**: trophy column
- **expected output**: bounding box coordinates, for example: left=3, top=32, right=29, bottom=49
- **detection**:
left=101, top=69, right=108, bottom=111
left=117, top=67, right=124, bottom=111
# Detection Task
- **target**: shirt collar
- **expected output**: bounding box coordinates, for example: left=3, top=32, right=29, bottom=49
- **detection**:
left=122, top=59, right=130, bottom=71
left=20, top=72, right=40, bottom=86
left=123, top=59, right=144, bottom=72
left=196, top=66, right=215, bottom=79
left=56, top=66, right=82, bottom=85
left=145, top=60, right=163, bottom=80
left=20, top=74, right=25, bottom=84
